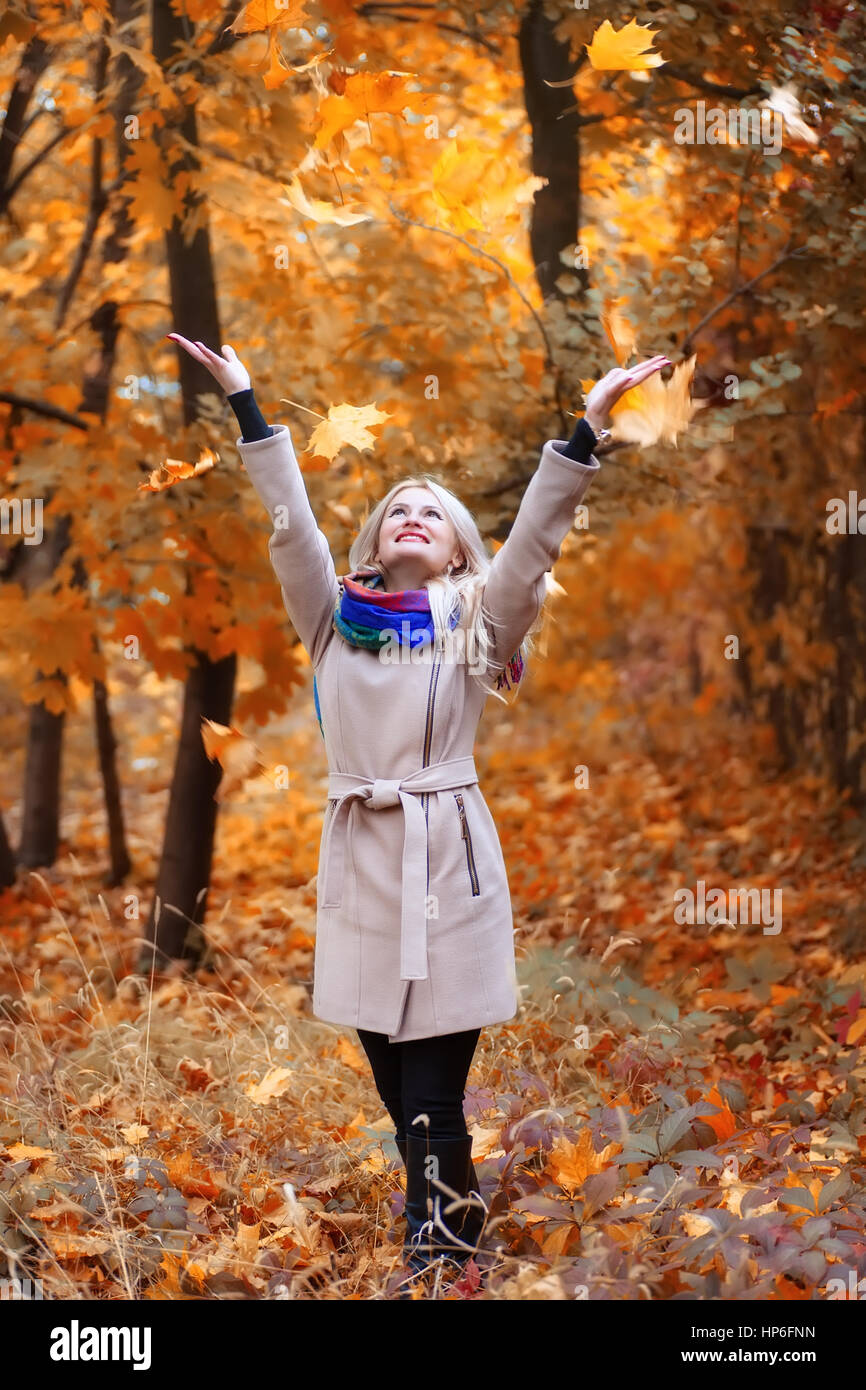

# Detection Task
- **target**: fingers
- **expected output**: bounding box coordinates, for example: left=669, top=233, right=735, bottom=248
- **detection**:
left=166, top=332, right=207, bottom=365
left=194, top=339, right=225, bottom=362
left=617, top=355, right=672, bottom=387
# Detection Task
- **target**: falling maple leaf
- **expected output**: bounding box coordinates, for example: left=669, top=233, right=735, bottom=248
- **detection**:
left=431, top=138, right=502, bottom=233
left=228, top=0, right=310, bottom=34
left=314, top=71, right=438, bottom=150
left=281, top=176, right=370, bottom=226
left=585, top=19, right=665, bottom=72
left=582, top=300, right=700, bottom=447
left=138, top=447, right=217, bottom=494
left=601, top=295, right=640, bottom=365
left=201, top=717, right=265, bottom=803
left=300, top=401, right=392, bottom=460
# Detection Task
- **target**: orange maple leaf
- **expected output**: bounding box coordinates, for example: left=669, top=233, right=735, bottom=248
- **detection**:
left=138, top=447, right=217, bottom=493
left=700, top=1084, right=738, bottom=1142
left=201, top=717, right=265, bottom=802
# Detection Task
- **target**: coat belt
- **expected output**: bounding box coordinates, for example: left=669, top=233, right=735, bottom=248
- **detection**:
left=319, top=755, right=479, bottom=981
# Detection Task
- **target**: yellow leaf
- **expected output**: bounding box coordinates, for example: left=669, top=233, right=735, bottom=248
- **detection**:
left=335, top=1036, right=367, bottom=1072
left=229, top=0, right=310, bottom=34
left=546, top=1129, right=613, bottom=1196
left=585, top=19, right=665, bottom=72
left=246, top=1067, right=294, bottom=1104
left=431, top=138, right=501, bottom=233
left=236, top=1221, right=260, bottom=1269
left=681, top=1211, right=715, bottom=1237
left=314, top=71, right=438, bottom=150
left=302, top=401, right=391, bottom=461
left=344, top=1107, right=368, bottom=1139
left=583, top=355, right=700, bottom=448
left=4, top=1142, right=54, bottom=1161
left=281, top=176, right=370, bottom=226
left=846, top=1011, right=866, bottom=1046
left=120, top=1124, right=150, bottom=1144
left=601, top=296, right=640, bottom=365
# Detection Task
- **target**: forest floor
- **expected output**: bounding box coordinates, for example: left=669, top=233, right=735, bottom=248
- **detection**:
left=1, top=653, right=865, bottom=1300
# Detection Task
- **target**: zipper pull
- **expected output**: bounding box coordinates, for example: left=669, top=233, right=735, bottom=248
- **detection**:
left=455, top=794, right=468, bottom=837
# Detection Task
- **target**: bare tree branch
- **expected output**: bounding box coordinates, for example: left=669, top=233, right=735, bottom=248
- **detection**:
left=357, top=2, right=501, bottom=54
left=0, top=392, right=91, bottom=430
left=680, top=243, right=815, bottom=355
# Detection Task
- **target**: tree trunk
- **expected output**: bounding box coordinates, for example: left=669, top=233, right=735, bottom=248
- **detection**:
left=517, top=0, right=584, bottom=301
left=0, top=35, right=52, bottom=211
left=0, top=812, right=15, bottom=889
left=140, top=0, right=235, bottom=969
left=16, top=515, right=72, bottom=867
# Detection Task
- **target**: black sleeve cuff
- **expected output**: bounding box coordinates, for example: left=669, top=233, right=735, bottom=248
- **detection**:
left=227, top=387, right=274, bottom=443
left=561, top=416, right=598, bottom=464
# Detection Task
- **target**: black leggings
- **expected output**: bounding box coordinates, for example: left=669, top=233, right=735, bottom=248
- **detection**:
left=356, top=1027, right=481, bottom=1143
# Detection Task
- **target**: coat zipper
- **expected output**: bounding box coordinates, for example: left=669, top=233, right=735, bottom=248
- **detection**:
left=454, top=793, right=480, bottom=896
left=421, top=651, right=442, bottom=894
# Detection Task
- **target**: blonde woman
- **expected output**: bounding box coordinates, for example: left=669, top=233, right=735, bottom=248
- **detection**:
left=167, top=332, right=668, bottom=1294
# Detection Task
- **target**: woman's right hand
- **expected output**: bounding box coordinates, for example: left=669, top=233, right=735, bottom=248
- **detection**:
left=166, top=334, right=251, bottom=395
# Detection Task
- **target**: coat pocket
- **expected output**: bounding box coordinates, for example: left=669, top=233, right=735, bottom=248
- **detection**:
left=454, top=793, right=481, bottom=897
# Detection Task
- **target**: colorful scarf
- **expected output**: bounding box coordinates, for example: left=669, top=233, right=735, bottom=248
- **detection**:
left=312, top=569, right=524, bottom=738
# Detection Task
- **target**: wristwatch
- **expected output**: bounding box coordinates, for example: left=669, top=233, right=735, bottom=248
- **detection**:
left=585, top=418, right=612, bottom=445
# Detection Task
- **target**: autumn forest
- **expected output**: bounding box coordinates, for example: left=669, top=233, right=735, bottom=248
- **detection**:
left=0, top=0, right=865, bottom=1318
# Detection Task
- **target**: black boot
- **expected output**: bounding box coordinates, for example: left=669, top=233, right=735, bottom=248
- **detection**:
left=402, top=1134, right=485, bottom=1283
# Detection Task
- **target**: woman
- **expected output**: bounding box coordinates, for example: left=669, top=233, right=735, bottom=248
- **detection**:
left=167, top=332, right=669, bottom=1292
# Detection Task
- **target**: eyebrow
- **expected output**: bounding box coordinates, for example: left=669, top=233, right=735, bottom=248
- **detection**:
left=388, top=501, right=442, bottom=512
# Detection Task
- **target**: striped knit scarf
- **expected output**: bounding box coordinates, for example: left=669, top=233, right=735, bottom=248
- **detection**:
left=312, top=569, right=524, bottom=739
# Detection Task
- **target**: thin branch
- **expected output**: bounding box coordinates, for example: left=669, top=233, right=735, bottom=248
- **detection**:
left=680, top=243, right=814, bottom=355
left=0, top=33, right=52, bottom=202
left=386, top=199, right=567, bottom=431
left=357, top=3, right=501, bottom=54
left=1, top=125, right=71, bottom=211
left=0, top=392, right=91, bottom=430
left=659, top=65, right=767, bottom=100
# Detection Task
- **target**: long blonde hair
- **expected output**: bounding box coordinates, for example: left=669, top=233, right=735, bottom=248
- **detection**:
left=348, top=474, right=543, bottom=705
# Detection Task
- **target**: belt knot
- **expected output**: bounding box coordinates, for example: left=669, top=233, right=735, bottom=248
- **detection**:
left=368, top=778, right=402, bottom=809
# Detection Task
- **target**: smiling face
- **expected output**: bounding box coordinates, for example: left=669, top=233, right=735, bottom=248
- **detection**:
left=375, top=486, right=465, bottom=592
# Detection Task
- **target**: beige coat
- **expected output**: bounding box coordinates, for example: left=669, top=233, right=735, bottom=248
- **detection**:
left=238, top=423, right=600, bottom=1041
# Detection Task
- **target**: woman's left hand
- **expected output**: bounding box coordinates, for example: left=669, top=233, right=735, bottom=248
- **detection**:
left=584, top=354, right=671, bottom=434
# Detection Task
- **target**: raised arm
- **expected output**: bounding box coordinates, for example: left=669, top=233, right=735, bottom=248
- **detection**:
left=481, top=419, right=601, bottom=678
left=166, top=336, right=339, bottom=667
left=481, top=356, right=670, bottom=678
